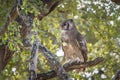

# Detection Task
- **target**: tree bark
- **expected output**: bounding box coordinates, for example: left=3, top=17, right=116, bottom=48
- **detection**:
left=29, top=39, right=39, bottom=80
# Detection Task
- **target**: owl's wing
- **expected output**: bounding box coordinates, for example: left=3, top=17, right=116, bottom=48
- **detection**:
left=76, top=33, right=88, bottom=62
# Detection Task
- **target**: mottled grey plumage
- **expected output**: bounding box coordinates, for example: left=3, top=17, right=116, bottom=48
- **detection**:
left=60, top=19, right=87, bottom=71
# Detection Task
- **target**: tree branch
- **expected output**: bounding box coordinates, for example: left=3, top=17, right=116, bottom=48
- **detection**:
left=29, top=39, right=39, bottom=80
left=16, top=13, right=34, bottom=40
left=112, top=70, right=120, bottom=80
left=37, top=0, right=61, bottom=20
left=39, top=44, right=70, bottom=80
left=111, top=0, right=120, bottom=5
left=0, top=4, right=18, bottom=35
left=36, top=57, right=103, bottom=80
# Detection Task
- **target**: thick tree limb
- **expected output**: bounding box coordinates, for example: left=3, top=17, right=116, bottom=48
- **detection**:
left=36, top=57, right=103, bottom=80
left=39, top=44, right=70, bottom=80
left=16, top=13, right=34, bottom=40
left=29, top=39, right=39, bottom=80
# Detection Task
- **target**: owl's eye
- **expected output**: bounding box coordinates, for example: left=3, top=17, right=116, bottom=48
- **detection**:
left=65, top=23, right=69, bottom=30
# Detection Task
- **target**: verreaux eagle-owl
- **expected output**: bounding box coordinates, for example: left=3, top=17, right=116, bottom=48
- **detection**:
left=60, top=19, right=88, bottom=70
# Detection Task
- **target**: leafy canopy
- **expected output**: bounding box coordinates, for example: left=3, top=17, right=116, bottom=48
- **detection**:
left=0, top=0, right=120, bottom=80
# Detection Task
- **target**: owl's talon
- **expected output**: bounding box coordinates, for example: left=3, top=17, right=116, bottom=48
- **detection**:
left=75, top=60, right=80, bottom=63
left=75, top=58, right=80, bottom=63
left=68, top=59, right=73, bottom=64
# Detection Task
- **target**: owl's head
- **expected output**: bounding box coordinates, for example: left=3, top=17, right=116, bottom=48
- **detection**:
left=60, top=19, right=76, bottom=31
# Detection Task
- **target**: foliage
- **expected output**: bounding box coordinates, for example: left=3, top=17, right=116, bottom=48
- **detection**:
left=0, top=0, right=120, bottom=80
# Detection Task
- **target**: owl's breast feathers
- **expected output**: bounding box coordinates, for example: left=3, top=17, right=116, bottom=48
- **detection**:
left=61, top=30, right=69, bottom=42
left=62, top=32, right=87, bottom=62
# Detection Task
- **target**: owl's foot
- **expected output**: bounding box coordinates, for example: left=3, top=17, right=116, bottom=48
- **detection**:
left=75, top=58, right=81, bottom=63
left=67, top=59, right=74, bottom=64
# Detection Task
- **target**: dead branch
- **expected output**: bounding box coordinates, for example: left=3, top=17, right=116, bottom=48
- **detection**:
left=36, top=57, right=103, bottom=80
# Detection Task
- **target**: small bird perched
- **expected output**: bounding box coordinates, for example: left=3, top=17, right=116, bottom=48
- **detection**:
left=60, top=19, right=88, bottom=71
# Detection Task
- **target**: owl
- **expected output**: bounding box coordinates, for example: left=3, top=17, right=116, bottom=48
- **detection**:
left=60, top=19, right=88, bottom=71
